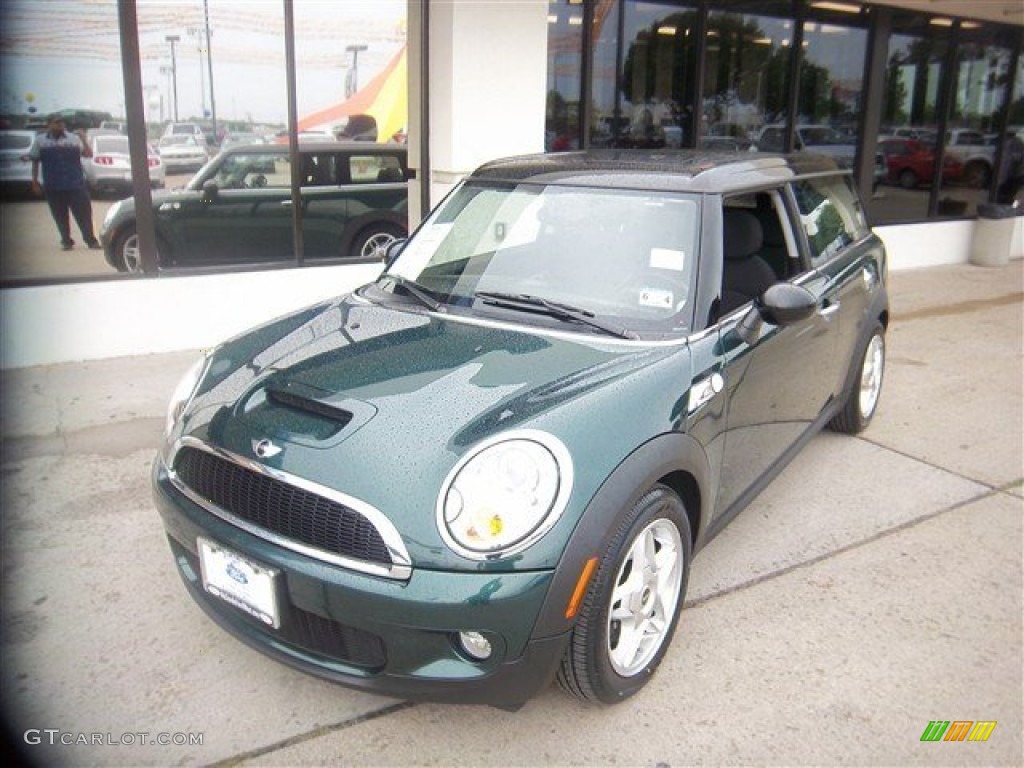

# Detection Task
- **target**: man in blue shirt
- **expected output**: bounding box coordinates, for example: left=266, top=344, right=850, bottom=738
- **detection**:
left=30, top=113, right=101, bottom=251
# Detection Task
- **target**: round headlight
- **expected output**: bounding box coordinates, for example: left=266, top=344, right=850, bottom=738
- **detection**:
left=164, top=352, right=210, bottom=436
left=438, top=431, right=573, bottom=560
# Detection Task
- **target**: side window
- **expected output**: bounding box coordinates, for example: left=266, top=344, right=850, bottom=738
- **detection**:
left=791, top=175, right=868, bottom=266
left=719, top=190, right=799, bottom=317
left=299, top=154, right=337, bottom=187
left=215, top=153, right=290, bottom=189
left=347, top=154, right=405, bottom=184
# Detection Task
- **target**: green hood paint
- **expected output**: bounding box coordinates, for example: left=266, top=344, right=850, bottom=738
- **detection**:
left=176, top=294, right=692, bottom=571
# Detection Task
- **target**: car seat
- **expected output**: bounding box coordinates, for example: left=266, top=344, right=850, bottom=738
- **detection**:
left=721, top=208, right=777, bottom=315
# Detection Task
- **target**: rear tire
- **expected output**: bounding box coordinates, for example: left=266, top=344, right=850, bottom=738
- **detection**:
left=829, top=322, right=885, bottom=434
left=557, top=485, right=691, bottom=704
left=351, top=223, right=405, bottom=260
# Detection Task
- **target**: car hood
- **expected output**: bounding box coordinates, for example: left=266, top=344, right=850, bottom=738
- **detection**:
left=172, top=294, right=688, bottom=570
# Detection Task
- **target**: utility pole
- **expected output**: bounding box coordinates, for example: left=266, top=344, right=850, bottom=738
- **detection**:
left=165, top=35, right=180, bottom=121
left=204, top=0, right=218, bottom=141
left=187, top=26, right=207, bottom=118
left=345, top=44, right=367, bottom=98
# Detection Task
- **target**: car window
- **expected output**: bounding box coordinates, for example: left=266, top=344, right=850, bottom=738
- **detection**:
left=790, top=175, right=868, bottom=266
left=347, top=154, right=405, bottom=183
left=213, top=153, right=291, bottom=189
left=299, top=153, right=338, bottom=187
left=95, top=136, right=129, bottom=155
left=1, top=133, right=33, bottom=150
left=393, top=181, right=699, bottom=335
left=719, top=189, right=800, bottom=317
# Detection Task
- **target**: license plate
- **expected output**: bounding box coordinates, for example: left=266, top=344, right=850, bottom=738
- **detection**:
left=198, top=538, right=280, bottom=628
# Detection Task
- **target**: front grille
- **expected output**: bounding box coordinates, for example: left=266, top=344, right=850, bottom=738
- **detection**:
left=173, top=445, right=392, bottom=565
left=288, top=605, right=387, bottom=668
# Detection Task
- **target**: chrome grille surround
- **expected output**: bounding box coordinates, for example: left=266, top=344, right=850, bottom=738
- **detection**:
left=167, top=436, right=412, bottom=580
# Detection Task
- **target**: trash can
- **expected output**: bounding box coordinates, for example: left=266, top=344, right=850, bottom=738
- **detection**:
left=970, top=203, right=1020, bottom=267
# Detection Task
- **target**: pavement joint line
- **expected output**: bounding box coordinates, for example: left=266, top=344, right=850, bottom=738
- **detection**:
left=206, top=700, right=418, bottom=768
left=683, top=482, right=1009, bottom=612
left=857, top=433, right=1019, bottom=496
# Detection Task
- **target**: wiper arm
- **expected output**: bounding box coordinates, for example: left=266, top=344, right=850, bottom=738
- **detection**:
left=474, top=291, right=637, bottom=340
left=379, top=274, right=445, bottom=312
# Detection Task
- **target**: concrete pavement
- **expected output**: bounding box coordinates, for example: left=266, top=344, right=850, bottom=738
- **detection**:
left=0, top=261, right=1021, bottom=767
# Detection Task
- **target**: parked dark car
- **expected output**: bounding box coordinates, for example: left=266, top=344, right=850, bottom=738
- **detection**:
left=878, top=137, right=963, bottom=189
left=153, top=150, right=888, bottom=710
left=100, top=142, right=408, bottom=272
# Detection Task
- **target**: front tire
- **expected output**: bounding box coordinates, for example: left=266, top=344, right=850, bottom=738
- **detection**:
left=829, top=322, right=885, bottom=434
left=112, top=225, right=163, bottom=273
left=557, top=485, right=691, bottom=704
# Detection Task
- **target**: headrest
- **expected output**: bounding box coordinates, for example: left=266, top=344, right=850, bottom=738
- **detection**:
left=723, top=208, right=764, bottom=261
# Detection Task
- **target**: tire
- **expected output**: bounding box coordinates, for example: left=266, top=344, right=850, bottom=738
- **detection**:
left=829, top=322, right=885, bottom=434
left=351, top=223, right=405, bottom=260
left=898, top=168, right=919, bottom=190
left=557, top=485, right=691, bottom=704
left=112, top=225, right=163, bottom=273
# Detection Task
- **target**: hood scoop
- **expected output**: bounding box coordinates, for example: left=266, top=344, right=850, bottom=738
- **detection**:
left=266, top=384, right=354, bottom=430
left=237, top=379, right=377, bottom=445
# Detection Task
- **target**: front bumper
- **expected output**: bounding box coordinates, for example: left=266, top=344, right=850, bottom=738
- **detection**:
left=152, top=458, right=569, bottom=710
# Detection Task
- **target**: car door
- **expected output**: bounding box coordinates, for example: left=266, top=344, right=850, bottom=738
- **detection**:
left=297, top=151, right=347, bottom=258
left=171, top=150, right=295, bottom=267
left=711, top=188, right=842, bottom=517
left=789, top=173, right=879, bottom=398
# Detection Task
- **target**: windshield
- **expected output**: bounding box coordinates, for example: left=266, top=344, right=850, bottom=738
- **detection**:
left=387, top=181, right=700, bottom=338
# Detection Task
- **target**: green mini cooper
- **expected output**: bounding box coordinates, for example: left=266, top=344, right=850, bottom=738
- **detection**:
left=153, top=150, right=888, bottom=709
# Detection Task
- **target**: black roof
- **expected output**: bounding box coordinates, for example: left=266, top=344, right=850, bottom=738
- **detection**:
left=470, top=149, right=842, bottom=193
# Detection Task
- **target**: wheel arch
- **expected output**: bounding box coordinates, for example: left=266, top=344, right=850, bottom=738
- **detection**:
left=530, top=432, right=711, bottom=640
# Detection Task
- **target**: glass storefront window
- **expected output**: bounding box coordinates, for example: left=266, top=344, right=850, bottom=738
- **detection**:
left=704, top=3, right=795, bottom=151
left=997, top=54, right=1024, bottom=205
left=546, top=0, right=585, bottom=151
left=870, top=17, right=949, bottom=224
left=617, top=1, right=699, bottom=148
left=589, top=0, right=623, bottom=147
left=792, top=15, right=867, bottom=173
left=1, top=0, right=406, bottom=285
left=936, top=34, right=1013, bottom=217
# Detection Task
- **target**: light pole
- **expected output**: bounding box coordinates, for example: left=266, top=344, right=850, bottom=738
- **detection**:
left=187, top=26, right=207, bottom=118
left=165, top=34, right=180, bottom=121
left=345, top=44, right=368, bottom=98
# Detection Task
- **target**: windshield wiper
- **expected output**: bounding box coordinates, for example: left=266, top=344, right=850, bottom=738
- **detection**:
left=474, top=291, right=637, bottom=340
left=379, top=274, right=445, bottom=312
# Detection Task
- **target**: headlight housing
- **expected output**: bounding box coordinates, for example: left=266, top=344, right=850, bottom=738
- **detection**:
left=164, top=352, right=211, bottom=437
left=437, top=430, right=573, bottom=560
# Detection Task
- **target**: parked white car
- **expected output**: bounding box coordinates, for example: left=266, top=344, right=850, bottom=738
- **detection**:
left=85, top=134, right=165, bottom=197
left=0, top=129, right=36, bottom=195
left=157, top=134, right=209, bottom=174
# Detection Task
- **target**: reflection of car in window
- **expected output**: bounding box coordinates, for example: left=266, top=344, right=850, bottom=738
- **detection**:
left=153, top=149, right=889, bottom=710
left=99, top=142, right=408, bottom=272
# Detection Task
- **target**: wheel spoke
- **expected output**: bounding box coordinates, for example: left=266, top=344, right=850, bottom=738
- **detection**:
left=606, top=517, right=685, bottom=677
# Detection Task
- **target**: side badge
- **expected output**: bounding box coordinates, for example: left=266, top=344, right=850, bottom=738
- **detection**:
left=252, top=439, right=282, bottom=459
left=688, top=372, right=725, bottom=415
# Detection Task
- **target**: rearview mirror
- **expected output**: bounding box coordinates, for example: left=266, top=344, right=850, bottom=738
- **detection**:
left=201, top=179, right=219, bottom=202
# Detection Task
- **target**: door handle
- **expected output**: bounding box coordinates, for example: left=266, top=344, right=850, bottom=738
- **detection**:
left=280, top=200, right=293, bottom=206
left=819, top=300, right=840, bottom=320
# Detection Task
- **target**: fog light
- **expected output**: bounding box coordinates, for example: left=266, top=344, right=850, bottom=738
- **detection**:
left=458, top=631, right=492, bottom=661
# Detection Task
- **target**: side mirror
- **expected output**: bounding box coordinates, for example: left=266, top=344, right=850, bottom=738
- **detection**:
left=736, top=282, right=817, bottom=345
left=201, top=179, right=219, bottom=202
left=757, top=282, right=817, bottom=325
left=383, top=238, right=406, bottom=266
